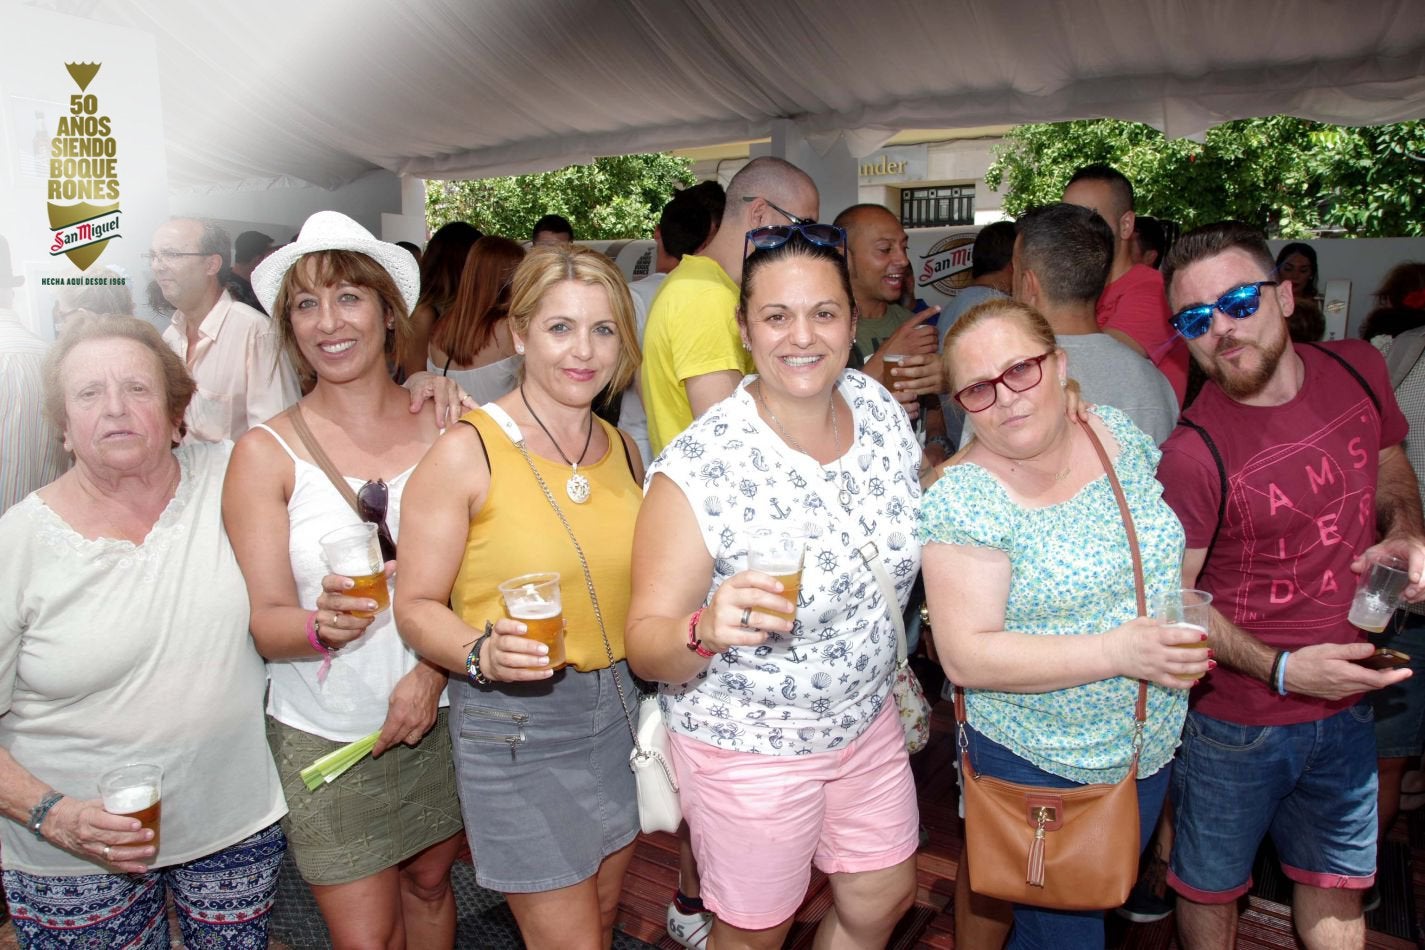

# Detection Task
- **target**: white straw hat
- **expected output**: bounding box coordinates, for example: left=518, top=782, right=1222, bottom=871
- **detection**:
left=252, top=211, right=420, bottom=317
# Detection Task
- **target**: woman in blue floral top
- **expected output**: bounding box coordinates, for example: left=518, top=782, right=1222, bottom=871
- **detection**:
left=920, top=298, right=1206, bottom=949
left=627, top=228, right=922, bottom=949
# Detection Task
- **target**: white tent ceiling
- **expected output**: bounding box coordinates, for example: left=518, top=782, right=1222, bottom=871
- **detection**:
left=38, top=0, right=1425, bottom=191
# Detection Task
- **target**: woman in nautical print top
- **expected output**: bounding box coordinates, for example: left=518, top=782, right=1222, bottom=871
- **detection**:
left=919, top=298, right=1205, bottom=949
left=627, top=227, right=922, bottom=949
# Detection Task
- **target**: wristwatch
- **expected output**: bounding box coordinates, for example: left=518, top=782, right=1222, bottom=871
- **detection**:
left=686, top=607, right=714, bottom=658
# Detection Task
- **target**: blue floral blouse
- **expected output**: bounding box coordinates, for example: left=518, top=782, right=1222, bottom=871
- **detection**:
left=918, top=405, right=1187, bottom=783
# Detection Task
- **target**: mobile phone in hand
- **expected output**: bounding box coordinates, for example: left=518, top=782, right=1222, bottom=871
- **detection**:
left=1357, top=648, right=1411, bottom=670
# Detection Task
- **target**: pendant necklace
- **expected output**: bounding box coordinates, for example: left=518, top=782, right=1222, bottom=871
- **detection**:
left=519, top=385, right=594, bottom=503
left=757, top=382, right=852, bottom=509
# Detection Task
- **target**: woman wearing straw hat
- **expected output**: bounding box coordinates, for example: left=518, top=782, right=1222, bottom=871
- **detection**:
left=226, top=211, right=465, bottom=948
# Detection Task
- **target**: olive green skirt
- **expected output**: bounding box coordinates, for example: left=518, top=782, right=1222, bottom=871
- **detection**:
left=266, top=709, right=464, bottom=885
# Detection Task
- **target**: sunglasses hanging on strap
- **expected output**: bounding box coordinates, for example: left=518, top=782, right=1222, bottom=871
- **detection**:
left=285, top=406, right=398, bottom=562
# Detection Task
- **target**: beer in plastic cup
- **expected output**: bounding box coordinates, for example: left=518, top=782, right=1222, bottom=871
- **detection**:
left=498, top=572, right=567, bottom=669
left=746, top=524, right=816, bottom=624
left=880, top=353, right=909, bottom=390
left=1349, top=553, right=1410, bottom=632
left=320, top=523, right=389, bottom=618
left=99, top=763, right=162, bottom=854
left=1152, top=589, right=1213, bottom=681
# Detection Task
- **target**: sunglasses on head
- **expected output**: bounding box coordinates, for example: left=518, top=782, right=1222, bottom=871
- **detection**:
left=1171, top=281, right=1279, bottom=340
left=357, top=478, right=397, bottom=561
left=744, top=222, right=847, bottom=257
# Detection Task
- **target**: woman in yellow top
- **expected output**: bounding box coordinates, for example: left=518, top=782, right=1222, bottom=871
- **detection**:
left=396, top=243, right=644, bottom=950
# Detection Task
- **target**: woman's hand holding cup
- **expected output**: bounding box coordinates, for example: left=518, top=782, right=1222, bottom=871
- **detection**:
left=1106, top=615, right=1212, bottom=688
left=482, top=616, right=555, bottom=682
left=699, top=571, right=794, bottom=654
left=315, top=568, right=389, bottom=648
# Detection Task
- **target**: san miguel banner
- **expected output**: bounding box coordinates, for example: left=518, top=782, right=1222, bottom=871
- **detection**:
left=46, top=62, right=122, bottom=272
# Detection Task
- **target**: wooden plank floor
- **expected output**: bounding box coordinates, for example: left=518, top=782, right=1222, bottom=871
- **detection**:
left=614, top=699, right=1424, bottom=949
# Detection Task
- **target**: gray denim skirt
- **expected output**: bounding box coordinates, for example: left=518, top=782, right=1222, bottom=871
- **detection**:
left=449, top=660, right=639, bottom=893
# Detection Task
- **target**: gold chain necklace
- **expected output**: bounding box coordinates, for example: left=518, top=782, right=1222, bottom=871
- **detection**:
left=519, top=385, right=594, bottom=503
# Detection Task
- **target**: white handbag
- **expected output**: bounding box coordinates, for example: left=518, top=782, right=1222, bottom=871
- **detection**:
left=630, top=693, right=683, bottom=833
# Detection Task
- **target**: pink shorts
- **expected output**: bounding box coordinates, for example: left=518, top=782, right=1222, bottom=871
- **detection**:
left=668, top=702, right=920, bottom=930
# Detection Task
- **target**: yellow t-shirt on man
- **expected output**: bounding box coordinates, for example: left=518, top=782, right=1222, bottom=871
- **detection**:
left=640, top=254, right=753, bottom=456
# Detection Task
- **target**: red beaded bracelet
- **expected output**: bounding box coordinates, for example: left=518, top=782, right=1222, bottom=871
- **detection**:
left=686, top=606, right=714, bottom=658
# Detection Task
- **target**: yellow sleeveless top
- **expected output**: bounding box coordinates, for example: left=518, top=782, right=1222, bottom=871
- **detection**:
left=450, top=405, right=641, bottom=671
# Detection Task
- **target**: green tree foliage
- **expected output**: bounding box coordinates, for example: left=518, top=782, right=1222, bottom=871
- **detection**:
left=985, top=118, right=1425, bottom=237
left=425, top=154, right=695, bottom=241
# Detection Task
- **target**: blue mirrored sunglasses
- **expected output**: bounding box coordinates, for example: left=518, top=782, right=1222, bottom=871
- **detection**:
left=743, top=222, right=847, bottom=257
left=1171, top=280, right=1279, bottom=340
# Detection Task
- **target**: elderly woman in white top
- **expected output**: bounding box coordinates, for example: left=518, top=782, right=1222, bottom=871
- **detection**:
left=0, top=315, right=286, bottom=948
left=626, top=225, right=923, bottom=950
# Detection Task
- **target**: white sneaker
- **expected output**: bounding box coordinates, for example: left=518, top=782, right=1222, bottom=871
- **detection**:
left=666, top=900, right=713, bottom=949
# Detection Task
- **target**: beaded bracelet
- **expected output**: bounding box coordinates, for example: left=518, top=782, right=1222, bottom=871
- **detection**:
left=28, top=791, right=63, bottom=841
left=306, top=611, right=334, bottom=684
left=686, top=606, right=714, bottom=658
left=1275, top=650, right=1291, bottom=696
left=467, top=622, right=495, bottom=686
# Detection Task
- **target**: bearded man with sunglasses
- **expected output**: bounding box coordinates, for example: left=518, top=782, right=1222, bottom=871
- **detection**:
left=1155, top=221, right=1425, bottom=950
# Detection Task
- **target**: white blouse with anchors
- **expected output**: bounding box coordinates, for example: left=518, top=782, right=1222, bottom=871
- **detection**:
left=648, top=371, right=922, bottom=756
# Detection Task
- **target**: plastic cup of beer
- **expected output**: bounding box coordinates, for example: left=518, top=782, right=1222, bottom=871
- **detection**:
left=1152, top=588, right=1213, bottom=681
left=1349, top=554, right=1410, bottom=633
left=498, top=572, right=567, bottom=669
left=746, top=524, right=816, bottom=625
left=99, top=763, right=162, bottom=854
left=880, top=353, right=909, bottom=390
left=320, top=523, right=389, bottom=619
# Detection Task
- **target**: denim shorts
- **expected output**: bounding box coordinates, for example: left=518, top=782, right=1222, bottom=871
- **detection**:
left=1168, top=705, right=1377, bottom=902
left=1371, top=610, right=1425, bottom=758
left=962, top=726, right=1171, bottom=950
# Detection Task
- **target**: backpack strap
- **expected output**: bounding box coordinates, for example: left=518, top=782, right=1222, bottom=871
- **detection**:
left=1176, top=417, right=1227, bottom=570
left=1301, top=341, right=1379, bottom=413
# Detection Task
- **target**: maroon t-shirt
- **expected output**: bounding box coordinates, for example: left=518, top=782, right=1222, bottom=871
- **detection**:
left=1157, top=340, right=1407, bottom=725
left=1096, top=264, right=1190, bottom=406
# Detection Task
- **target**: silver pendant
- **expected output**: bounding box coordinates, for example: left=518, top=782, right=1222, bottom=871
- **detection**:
left=566, top=471, right=591, bottom=504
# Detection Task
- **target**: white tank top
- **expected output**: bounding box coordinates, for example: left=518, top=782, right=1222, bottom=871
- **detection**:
left=253, top=424, right=447, bottom=742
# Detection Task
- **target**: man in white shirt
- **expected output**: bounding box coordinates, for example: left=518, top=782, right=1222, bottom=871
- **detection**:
left=152, top=218, right=299, bottom=442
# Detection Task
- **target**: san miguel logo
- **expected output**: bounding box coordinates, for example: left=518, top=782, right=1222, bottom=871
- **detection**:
left=917, top=232, right=977, bottom=296
left=47, top=62, right=121, bottom=271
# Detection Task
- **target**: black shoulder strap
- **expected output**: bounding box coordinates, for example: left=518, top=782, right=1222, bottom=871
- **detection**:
left=1302, top=342, right=1380, bottom=413
left=1176, top=417, right=1227, bottom=569
left=455, top=413, right=491, bottom=476
left=616, top=428, right=638, bottom=481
